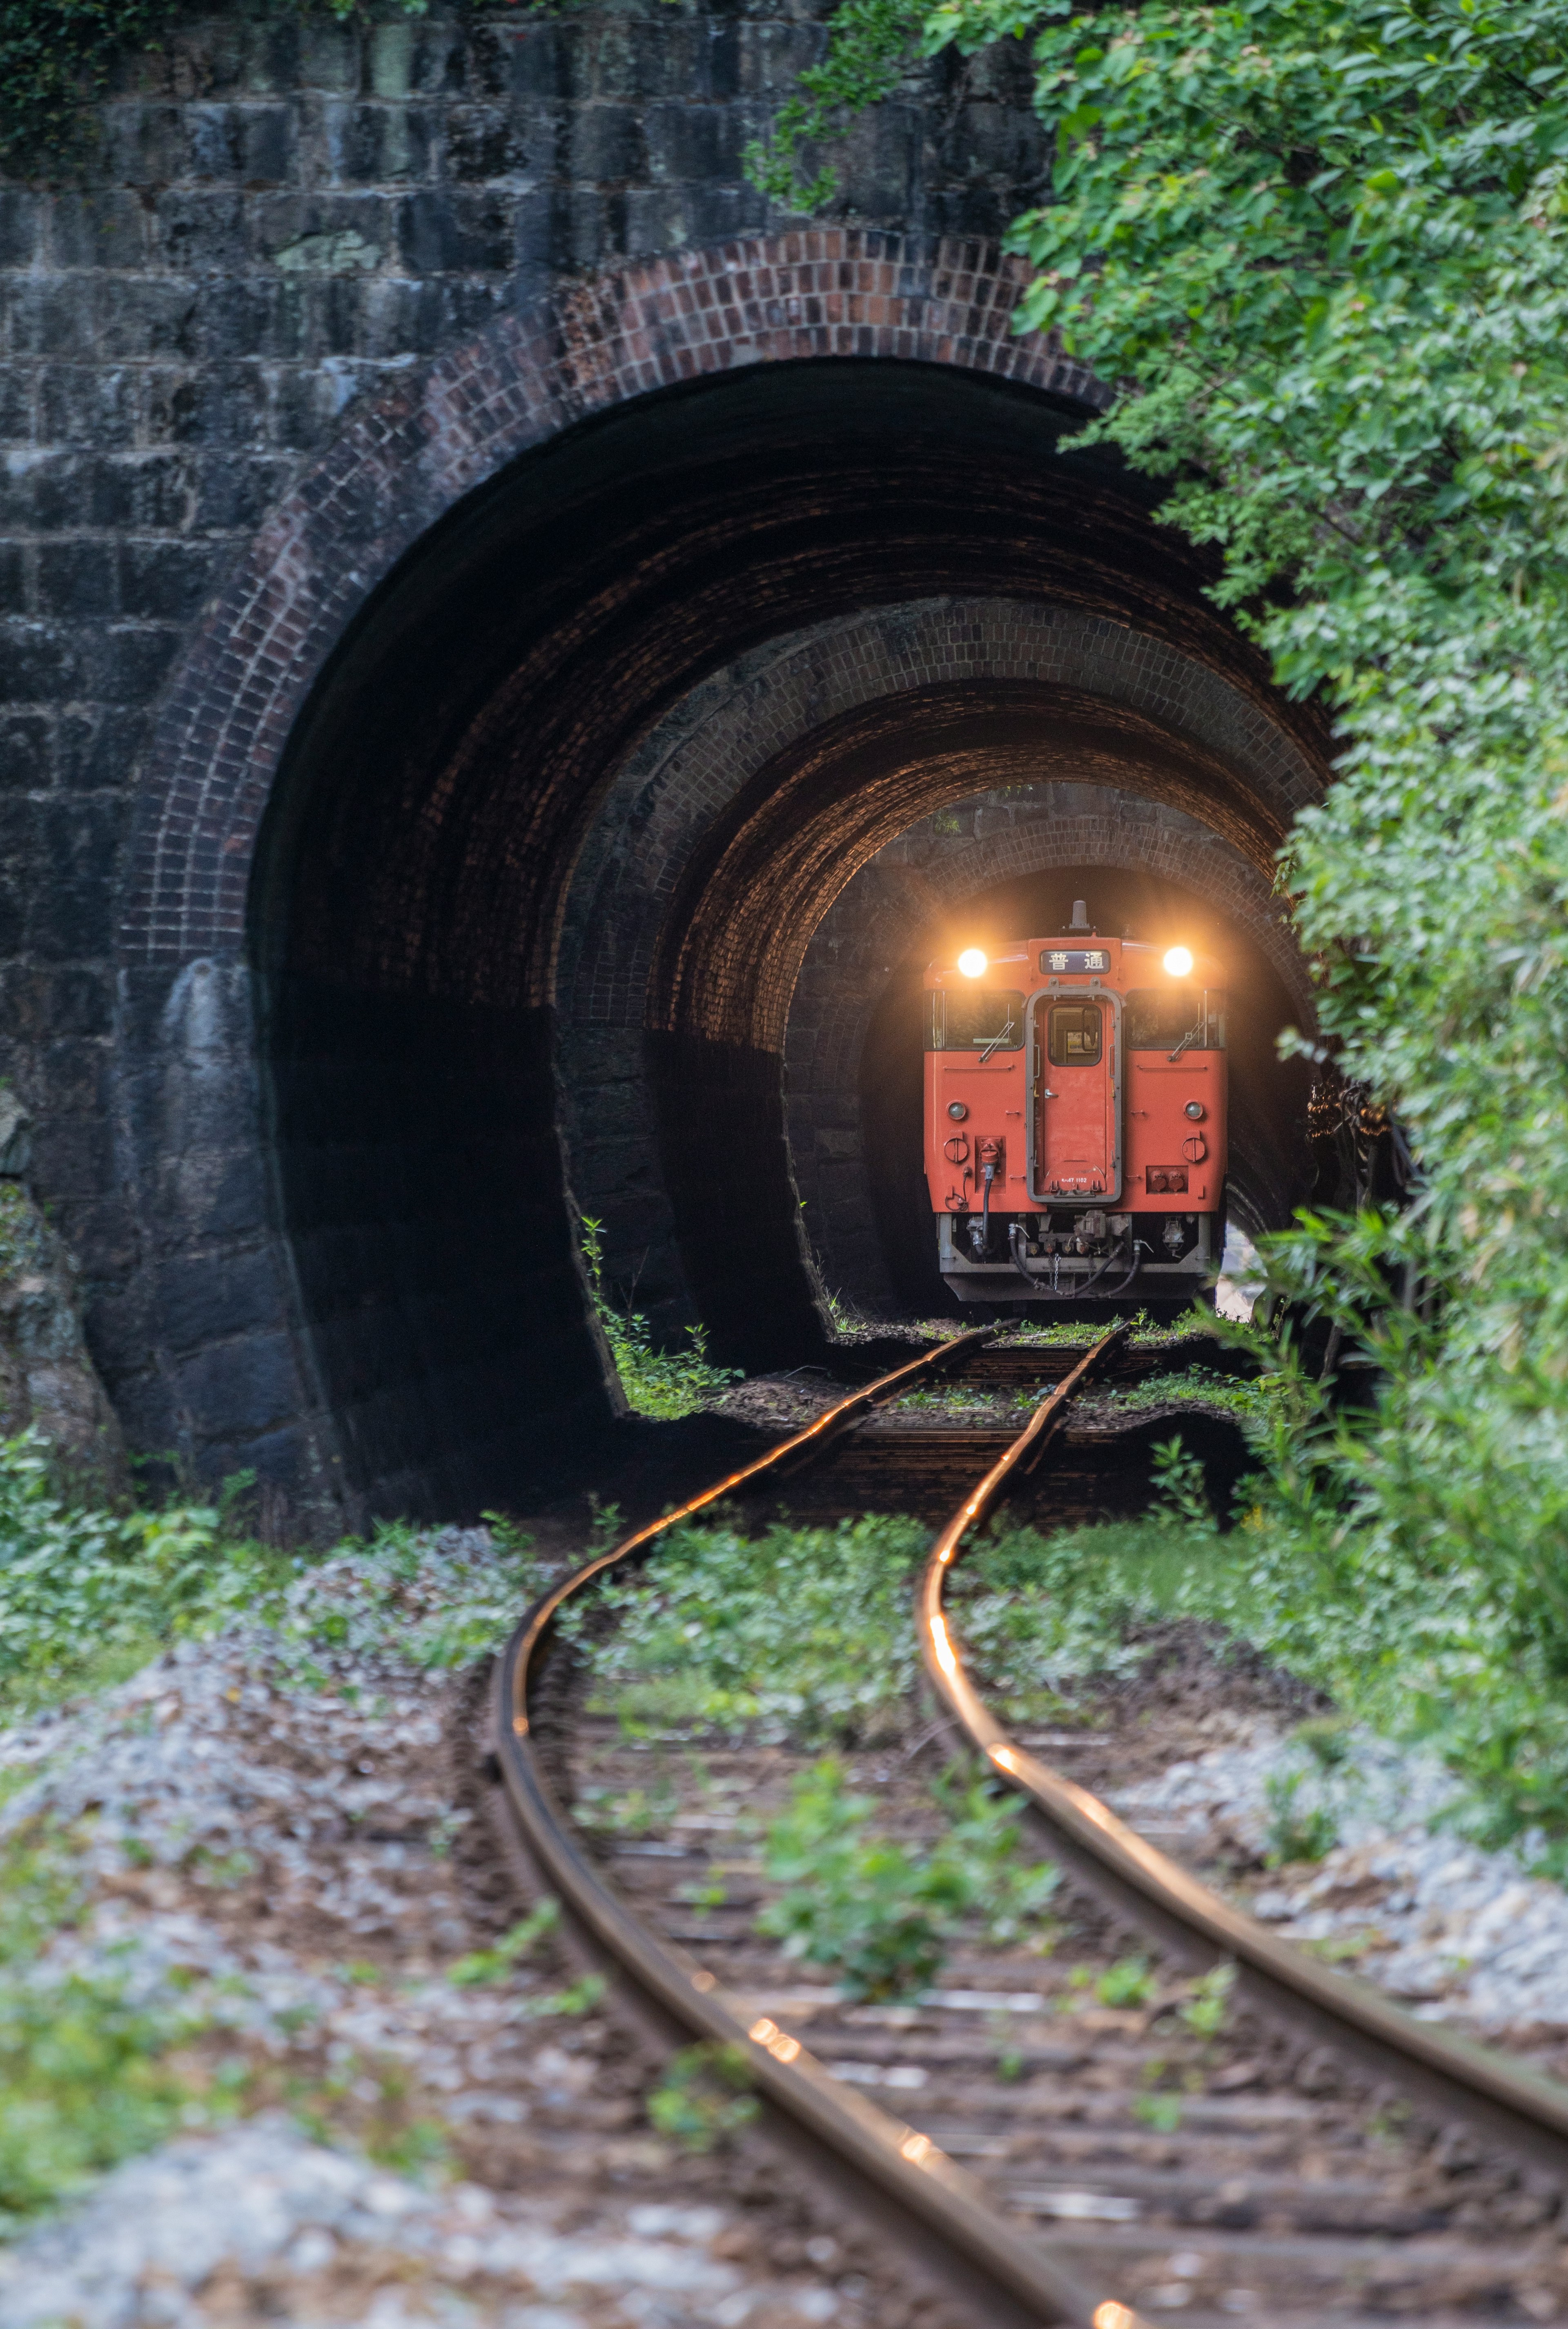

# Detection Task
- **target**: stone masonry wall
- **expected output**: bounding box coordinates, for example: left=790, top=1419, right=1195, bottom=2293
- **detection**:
left=0, top=2, right=1051, bottom=1504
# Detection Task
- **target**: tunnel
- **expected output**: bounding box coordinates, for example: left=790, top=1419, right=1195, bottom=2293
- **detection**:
left=247, top=357, right=1329, bottom=1518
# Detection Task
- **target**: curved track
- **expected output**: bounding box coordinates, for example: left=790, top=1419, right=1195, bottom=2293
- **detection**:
left=493, top=1327, right=1568, bottom=2329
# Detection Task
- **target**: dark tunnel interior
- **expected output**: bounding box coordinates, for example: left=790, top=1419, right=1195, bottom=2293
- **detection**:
left=249, top=358, right=1327, bottom=1517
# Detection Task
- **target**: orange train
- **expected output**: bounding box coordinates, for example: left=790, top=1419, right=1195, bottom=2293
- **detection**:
left=923, top=906, right=1227, bottom=1305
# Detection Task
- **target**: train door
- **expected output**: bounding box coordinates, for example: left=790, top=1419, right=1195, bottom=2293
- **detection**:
left=1029, top=988, right=1123, bottom=1202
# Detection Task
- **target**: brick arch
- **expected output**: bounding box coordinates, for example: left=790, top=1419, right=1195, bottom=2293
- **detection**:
left=120, top=234, right=1106, bottom=970
left=557, top=595, right=1321, bottom=1045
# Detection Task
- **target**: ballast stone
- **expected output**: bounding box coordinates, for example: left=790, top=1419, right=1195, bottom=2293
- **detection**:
left=1125, top=1722, right=1568, bottom=2030
left=0, top=2123, right=753, bottom=2329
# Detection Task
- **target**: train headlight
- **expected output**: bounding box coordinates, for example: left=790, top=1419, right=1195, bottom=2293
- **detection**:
left=1163, top=945, right=1194, bottom=977
left=957, top=948, right=988, bottom=978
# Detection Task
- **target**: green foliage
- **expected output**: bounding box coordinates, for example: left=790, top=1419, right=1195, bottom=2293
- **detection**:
left=1148, top=1436, right=1220, bottom=1537
left=446, top=1899, right=559, bottom=1987
left=1177, top=1962, right=1236, bottom=2040
left=575, top=1512, right=931, bottom=1744
left=754, top=0, right=1568, bottom=1838
left=744, top=0, right=927, bottom=209
left=520, top=1972, right=606, bottom=2018
left=0, top=1428, right=540, bottom=1722
left=756, top=1758, right=1058, bottom=2001
left=0, top=1827, right=217, bottom=2232
left=0, top=1430, right=268, bottom=1715
left=1094, top=1955, right=1156, bottom=2009
left=647, top=2041, right=759, bottom=2152
left=580, top=1218, right=740, bottom=1421
left=1263, top=1767, right=1340, bottom=1867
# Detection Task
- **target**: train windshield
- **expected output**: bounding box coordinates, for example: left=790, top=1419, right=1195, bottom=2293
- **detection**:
left=925, top=988, right=1025, bottom=1050
left=1125, top=988, right=1227, bottom=1050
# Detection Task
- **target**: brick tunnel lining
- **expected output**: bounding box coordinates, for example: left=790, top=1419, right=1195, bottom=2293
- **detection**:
left=642, top=691, right=1310, bottom=1364
left=250, top=360, right=1329, bottom=1512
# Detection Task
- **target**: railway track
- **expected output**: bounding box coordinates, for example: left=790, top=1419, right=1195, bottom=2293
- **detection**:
left=491, top=1326, right=1568, bottom=2327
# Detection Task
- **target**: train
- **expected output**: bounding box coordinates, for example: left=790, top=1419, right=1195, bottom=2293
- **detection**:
left=923, top=904, right=1227, bottom=1306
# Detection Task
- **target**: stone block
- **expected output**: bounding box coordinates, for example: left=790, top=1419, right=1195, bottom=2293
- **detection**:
left=192, top=451, right=293, bottom=531
left=174, top=1328, right=305, bottom=1440
left=0, top=963, right=114, bottom=1040
left=569, top=103, right=647, bottom=185
left=101, top=104, right=187, bottom=187
left=40, top=1035, right=112, bottom=1117
left=0, top=622, right=80, bottom=705
left=119, top=540, right=218, bottom=623
left=184, top=102, right=297, bottom=186
left=644, top=101, right=746, bottom=185
left=30, top=1109, right=116, bottom=1200
left=96, top=277, right=212, bottom=359
left=34, top=542, right=120, bottom=621
left=145, top=360, right=271, bottom=448
left=85, top=622, right=183, bottom=703
left=56, top=704, right=149, bottom=792
left=29, top=879, right=118, bottom=967
left=0, top=716, right=50, bottom=792
left=319, top=100, right=437, bottom=185
left=0, top=189, right=42, bottom=270
left=443, top=103, right=531, bottom=183
left=394, top=188, right=516, bottom=274
left=4, top=277, right=98, bottom=359
left=367, top=17, right=466, bottom=100
left=0, top=366, right=33, bottom=443
left=151, top=190, right=251, bottom=277
left=38, top=364, right=139, bottom=450
left=156, top=1145, right=272, bottom=1246
left=47, top=190, right=152, bottom=272
left=36, top=794, right=123, bottom=892
left=156, top=1245, right=286, bottom=1356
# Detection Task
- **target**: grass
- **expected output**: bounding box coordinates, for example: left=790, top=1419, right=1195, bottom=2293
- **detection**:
left=581, top=1217, right=740, bottom=1420
left=0, top=1822, right=235, bottom=2234
left=570, top=1511, right=931, bottom=1746
left=0, top=1430, right=546, bottom=1724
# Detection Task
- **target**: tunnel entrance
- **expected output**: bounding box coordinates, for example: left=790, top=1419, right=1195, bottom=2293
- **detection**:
left=249, top=354, right=1327, bottom=1517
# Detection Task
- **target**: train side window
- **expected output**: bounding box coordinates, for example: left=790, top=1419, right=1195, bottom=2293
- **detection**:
left=925, top=989, right=1025, bottom=1050
left=1125, top=988, right=1227, bottom=1050
left=1047, top=1002, right=1102, bottom=1066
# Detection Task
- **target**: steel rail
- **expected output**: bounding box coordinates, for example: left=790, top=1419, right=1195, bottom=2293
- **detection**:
left=494, top=1327, right=1145, bottom=2329
left=919, top=1325, right=1568, bottom=2191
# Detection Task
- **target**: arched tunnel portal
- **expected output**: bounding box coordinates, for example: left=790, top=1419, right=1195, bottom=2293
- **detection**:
left=235, top=354, right=1327, bottom=1518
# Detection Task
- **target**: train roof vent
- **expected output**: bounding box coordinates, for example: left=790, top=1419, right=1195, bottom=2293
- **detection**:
left=1069, top=899, right=1091, bottom=932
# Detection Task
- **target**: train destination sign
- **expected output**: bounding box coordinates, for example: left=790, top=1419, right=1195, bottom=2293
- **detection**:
left=1040, top=948, right=1111, bottom=973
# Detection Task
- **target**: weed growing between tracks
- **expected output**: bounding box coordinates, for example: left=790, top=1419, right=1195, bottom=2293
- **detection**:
left=573, top=1457, right=1568, bottom=1873
left=757, top=1760, right=1059, bottom=2000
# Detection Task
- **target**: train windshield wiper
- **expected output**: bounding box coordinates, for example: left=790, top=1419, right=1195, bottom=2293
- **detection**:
left=977, top=1026, right=1013, bottom=1063
left=1166, top=1019, right=1205, bottom=1063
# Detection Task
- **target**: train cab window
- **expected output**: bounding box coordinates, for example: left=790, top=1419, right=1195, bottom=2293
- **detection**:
left=1047, top=1002, right=1103, bottom=1066
left=1125, top=988, right=1227, bottom=1050
left=925, top=989, right=1024, bottom=1050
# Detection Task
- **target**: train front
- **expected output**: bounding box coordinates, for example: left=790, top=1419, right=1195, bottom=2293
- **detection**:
left=923, top=926, right=1227, bottom=1309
